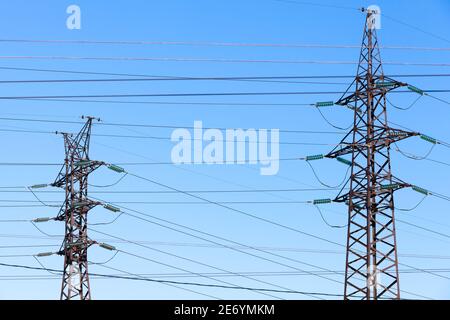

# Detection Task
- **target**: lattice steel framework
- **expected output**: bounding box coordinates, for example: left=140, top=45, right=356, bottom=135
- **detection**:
left=325, top=11, right=417, bottom=300
left=52, top=116, right=103, bottom=300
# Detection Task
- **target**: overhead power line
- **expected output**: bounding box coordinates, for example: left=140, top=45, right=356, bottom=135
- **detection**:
left=0, top=77, right=349, bottom=85
left=1, top=269, right=449, bottom=280
left=0, top=187, right=341, bottom=193
left=0, top=261, right=347, bottom=298
left=0, top=116, right=343, bottom=134
left=0, top=90, right=449, bottom=100
left=103, top=166, right=450, bottom=284
left=0, top=237, right=448, bottom=261
left=275, top=0, right=450, bottom=46
left=1, top=55, right=450, bottom=67
left=0, top=127, right=341, bottom=146
left=2, top=66, right=450, bottom=79
left=274, top=0, right=361, bottom=11
left=1, top=38, right=450, bottom=51
left=381, top=13, right=450, bottom=45
left=90, top=229, right=299, bottom=299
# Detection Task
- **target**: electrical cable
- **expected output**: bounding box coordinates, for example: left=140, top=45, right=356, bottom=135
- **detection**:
left=88, top=173, right=128, bottom=188
left=30, top=222, right=60, bottom=238
left=394, top=142, right=436, bottom=161
left=0, top=89, right=449, bottom=101
left=2, top=55, right=450, bottom=67
left=95, top=264, right=342, bottom=298
left=381, top=13, right=450, bottom=45
left=2, top=38, right=449, bottom=51
left=0, top=116, right=343, bottom=135
left=90, top=196, right=346, bottom=287
left=94, top=175, right=450, bottom=286
left=314, top=106, right=352, bottom=130
left=395, top=195, right=428, bottom=212
left=0, top=126, right=342, bottom=146
left=89, top=251, right=120, bottom=266
left=0, top=233, right=448, bottom=260
left=89, top=212, right=125, bottom=226
left=396, top=219, right=450, bottom=239
left=0, top=187, right=342, bottom=193
left=306, top=161, right=351, bottom=189
left=425, top=92, right=450, bottom=106
left=0, top=77, right=350, bottom=86
left=26, top=186, right=60, bottom=208
left=387, top=95, right=422, bottom=110
left=90, top=230, right=297, bottom=299
left=2, top=65, right=450, bottom=80
left=36, top=259, right=221, bottom=300
left=312, top=205, right=347, bottom=229
left=107, top=172, right=345, bottom=247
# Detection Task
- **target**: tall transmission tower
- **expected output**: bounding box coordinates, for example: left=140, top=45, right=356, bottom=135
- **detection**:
left=51, top=116, right=103, bottom=300
left=325, top=10, right=417, bottom=300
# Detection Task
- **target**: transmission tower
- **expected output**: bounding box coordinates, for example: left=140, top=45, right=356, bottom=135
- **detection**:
left=51, top=116, right=103, bottom=300
left=325, top=10, right=417, bottom=300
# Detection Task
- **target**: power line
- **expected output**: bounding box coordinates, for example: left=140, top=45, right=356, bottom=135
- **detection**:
left=0, top=77, right=349, bottom=86
left=0, top=89, right=448, bottom=101
left=0, top=258, right=425, bottom=299
left=0, top=130, right=341, bottom=146
left=381, top=13, right=450, bottom=45
left=2, top=38, right=450, bottom=51
left=0, top=127, right=343, bottom=146
left=105, top=168, right=450, bottom=284
left=86, top=204, right=440, bottom=300
left=0, top=261, right=221, bottom=299
left=2, top=202, right=448, bottom=241
left=1, top=269, right=450, bottom=280
left=90, top=229, right=303, bottom=299
left=2, top=66, right=450, bottom=79
left=275, top=0, right=450, bottom=47
left=0, top=237, right=448, bottom=260
left=274, top=0, right=360, bottom=12
left=0, top=244, right=58, bottom=249
left=106, top=247, right=284, bottom=299
left=0, top=116, right=343, bottom=135
left=0, top=98, right=318, bottom=106
left=0, top=187, right=342, bottom=193
left=89, top=196, right=347, bottom=286
left=396, top=219, right=450, bottom=239
left=98, top=265, right=342, bottom=297
left=121, top=171, right=345, bottom=247
left=0, top=200, right=313, bottom=205
left=1, top=55, right=450, bottom=67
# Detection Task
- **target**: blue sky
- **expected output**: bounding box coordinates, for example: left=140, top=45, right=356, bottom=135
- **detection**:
left=0, top=0, right=449, bottom=299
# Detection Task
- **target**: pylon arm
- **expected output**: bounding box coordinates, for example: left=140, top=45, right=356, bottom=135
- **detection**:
left=334, top=181, right=411, bottom=204
left=57, top=239, right=97, bottom=256
left=335, top=78, right=407, bottom=106
left=51, top=160, right=104, bottom=188
left=55, top=199, right=102, bottom=221
left=326, top=128, right=418, bottom=159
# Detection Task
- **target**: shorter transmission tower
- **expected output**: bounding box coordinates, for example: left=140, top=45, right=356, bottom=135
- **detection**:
left=51, top=116, right=103, bottom=300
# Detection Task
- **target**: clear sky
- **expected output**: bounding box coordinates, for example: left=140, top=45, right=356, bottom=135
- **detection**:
left=0, top=0, right=449, bottom=300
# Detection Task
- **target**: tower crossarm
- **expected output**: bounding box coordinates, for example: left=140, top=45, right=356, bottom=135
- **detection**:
left=333, top=179, right=411, bottom=205
left=335, top=78, right=407, bottom=107
left=54, top=198, right=102, bottom=222
left=51, top=160, right=104, bottom=188
left=325, top=127, right=418, bottom=159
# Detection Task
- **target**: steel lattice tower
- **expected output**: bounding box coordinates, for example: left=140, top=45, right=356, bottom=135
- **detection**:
left=52, top=116, right=103, bottom=300
left=325, top=10, right=417, bottom=300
